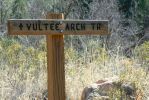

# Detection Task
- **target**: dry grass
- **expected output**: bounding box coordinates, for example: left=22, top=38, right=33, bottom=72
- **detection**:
left=65, top=46, right=149, bottom=100
left=0, top=37, right=149, bottom=100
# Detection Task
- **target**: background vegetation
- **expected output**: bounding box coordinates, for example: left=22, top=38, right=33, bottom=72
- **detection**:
left=0, top=0, right=149, bottom=99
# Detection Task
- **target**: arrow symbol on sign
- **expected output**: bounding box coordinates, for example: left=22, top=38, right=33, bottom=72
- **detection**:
left=19, top=23, right=23, bottom=30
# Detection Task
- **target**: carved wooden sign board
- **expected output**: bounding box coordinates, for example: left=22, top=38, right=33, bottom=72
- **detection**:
left=8, top=20, right=109, bottom=35
left=7, top=13, right=110, bottom=100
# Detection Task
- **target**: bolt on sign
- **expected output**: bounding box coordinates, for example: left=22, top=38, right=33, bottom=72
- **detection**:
left=7, top=13, right=110, bottom=100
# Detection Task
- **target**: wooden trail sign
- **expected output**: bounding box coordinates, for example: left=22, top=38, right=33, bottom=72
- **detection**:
left=7, top=13, right=110, bottom=100
left=8, top=19, right=109, bottom=35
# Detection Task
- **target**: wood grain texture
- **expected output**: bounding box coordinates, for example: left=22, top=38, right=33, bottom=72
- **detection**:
left=46, top=13, right=65, bottom=100
left=8, top=19, right=109, bottom=35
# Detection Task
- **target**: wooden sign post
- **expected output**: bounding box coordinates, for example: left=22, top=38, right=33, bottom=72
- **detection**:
left=46, top=13, right=65, bottom=100
left=7, top=13, right=109, bottom=100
